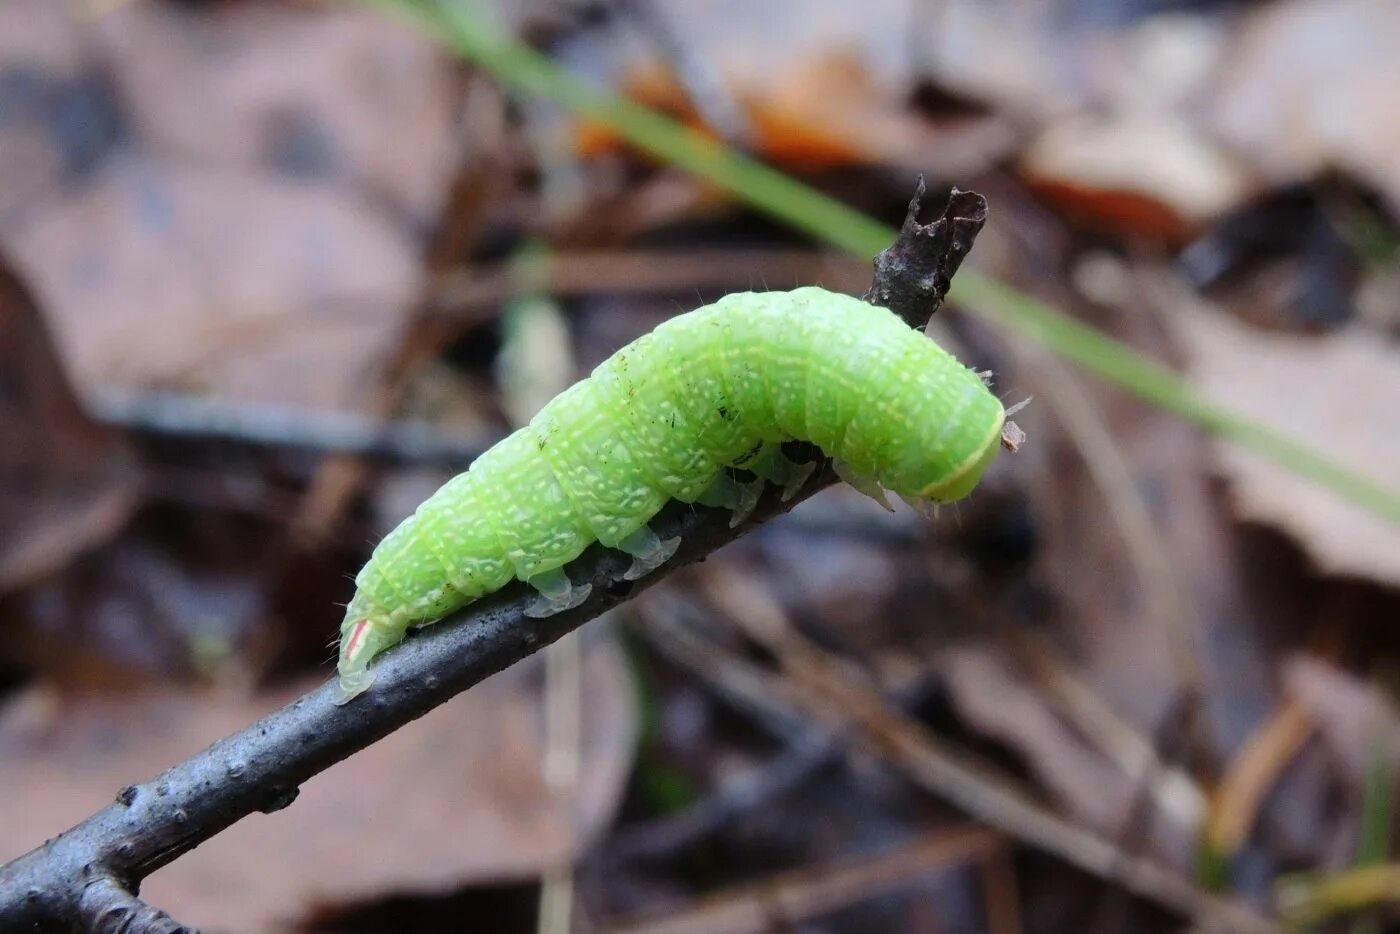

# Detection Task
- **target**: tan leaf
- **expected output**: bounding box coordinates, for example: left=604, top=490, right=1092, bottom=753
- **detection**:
left=1177, top=306, right=1400, bottom=583
left=7, top=154, right=418, bottom=411
left=570, top=0, right=1016, bottom=175
left=94, top=0, right=462, bottom=223
left=0, top=631, right=636, bottom=931
left=0, top=0, right=94, bottom=226
left=1021, top=113, right=1250, bottom=242
left=1283, top=655, right=1400, bottom=789
left=1208, top=0, right=1400, bottom=214
left=940, top=646, right=1198, bottom=866
left=0, top=255, right=134, bottom=592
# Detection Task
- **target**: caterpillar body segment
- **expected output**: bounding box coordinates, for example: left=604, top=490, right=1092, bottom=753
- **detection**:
left=336, top=287, right=1005, bottom=702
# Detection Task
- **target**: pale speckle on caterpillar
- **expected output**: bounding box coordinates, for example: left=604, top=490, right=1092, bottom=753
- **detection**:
left=335, top=287, right=1009, bottom=703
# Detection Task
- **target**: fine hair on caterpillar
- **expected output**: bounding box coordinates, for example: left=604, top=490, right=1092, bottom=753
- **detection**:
left=335, top=287, right=1008, bottom=702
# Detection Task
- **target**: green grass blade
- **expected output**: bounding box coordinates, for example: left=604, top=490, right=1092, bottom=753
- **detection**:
left=372, top=0, right=1400, bottom=526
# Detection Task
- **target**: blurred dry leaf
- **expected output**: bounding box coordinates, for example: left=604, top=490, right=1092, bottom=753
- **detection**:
left=940, top=645, right=1196, bottom=866
left=576, top=52, right=1014, bottom=176
left=0, top=0, right=83, bottom=74
left=0, top=255, right=134, bottom=593
left=0, top=0, right=97, bottom=228
left=1009, top=12, right=1249, bottom=241
left=0, top=631, right=636, bottom=931
left=1284, top=655, right=1400, bottom=791
left=1209, top=0, right=1400, bottom=214
left=497, top=290, right=575, bottom=427
left=994, top=274, right=1277, bottom=758
left=1021, top=113, right=1249, bottom=242
left=570, top=0, right=1015, bottom=175
left=7, top=154, right=418, bottom=411
left=94, top=0, right=463, bottom=223
left=1177, top=306, right=1400, bottom=583
left=913, top=0, right=1090, bottom=118
left=916, top=2, right=1223, bottom=119
left=11, top=507, right=285, bottom=688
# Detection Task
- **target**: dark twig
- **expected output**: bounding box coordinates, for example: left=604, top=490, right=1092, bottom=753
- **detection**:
left=608, top=729, right=836, bottom=861
left=78, top=878, right=193, bottom=934
left=0, top=183, right=980, bottom=932
left=91, top=389, right=491, bottom=466
left=614, top=592, right=951, bottom=863
left=864, top=177, right=988, bottom=327
left=608, top=825, right=1004, bottom=933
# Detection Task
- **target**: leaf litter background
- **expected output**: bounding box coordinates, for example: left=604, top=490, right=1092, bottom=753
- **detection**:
left=1, top=0, right=1399, bottom=930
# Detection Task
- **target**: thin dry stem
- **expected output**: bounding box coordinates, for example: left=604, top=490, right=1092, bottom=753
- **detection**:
left=610, top=826, right=1003, bottom=934
left=695, top=568, right=1274, bottom=933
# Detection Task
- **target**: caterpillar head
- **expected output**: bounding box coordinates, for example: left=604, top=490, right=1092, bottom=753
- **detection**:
left=881, top=387, right=1007, bottom=506
left=914, top=405, right=1005, bottom=503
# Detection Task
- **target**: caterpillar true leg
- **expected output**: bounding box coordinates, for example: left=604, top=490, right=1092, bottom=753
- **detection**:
left=618, top=525, right=681, bottom=580
left=741, top=442, right=816, bottom=501
left=897, top=492, right=937, bottom=520
left=523, top=567, right=592, bottom=618
left=696, top=472, right=762, bottom=527
left=832, top=458, right=895, bottom=512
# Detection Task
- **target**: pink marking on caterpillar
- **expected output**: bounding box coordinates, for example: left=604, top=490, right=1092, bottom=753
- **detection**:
left=344, top=619, right=371, bottom=662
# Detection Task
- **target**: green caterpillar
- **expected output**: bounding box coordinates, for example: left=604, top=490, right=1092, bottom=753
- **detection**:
left=336, top=287, right=1005, bottom=702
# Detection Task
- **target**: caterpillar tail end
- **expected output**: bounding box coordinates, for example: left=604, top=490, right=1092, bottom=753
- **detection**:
left=335, top=667, right=376, bottom=705
left=335, top=612, right=392, bottom=704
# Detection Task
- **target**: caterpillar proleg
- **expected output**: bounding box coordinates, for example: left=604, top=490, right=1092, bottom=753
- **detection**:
left=336, top=287, right=1005, bottom=701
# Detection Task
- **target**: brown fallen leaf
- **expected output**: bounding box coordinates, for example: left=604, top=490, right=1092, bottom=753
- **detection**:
left=940, top=645, right=1198, bottom=867
left=987, top=256, right=1277, bottom=763
left=1020, top=113, right=1251, bottom=243
left=0, top=0, right=94, bottom=228
left=912, top=0, right=1092, bottom=118
left=917, top=1, right=1226, bottom=120
left=565, top=0, right=1016, bottom=176
left=1283, top=655, right=1400, bottom=790
left=1208, top=0, right=1400, bottom=215
left=0, top=630, right=636, bottom=932
left=575, top=52, right=1015, bottom=176
left=0, top=254, right=135, bottom=593
left=93, top=0, right=463, bottom=223
left=7, top=153, right=419, bottom=411
left=1175, top=303, right=1400, bottom=584
left=9, top=505, right=292, bottom=690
